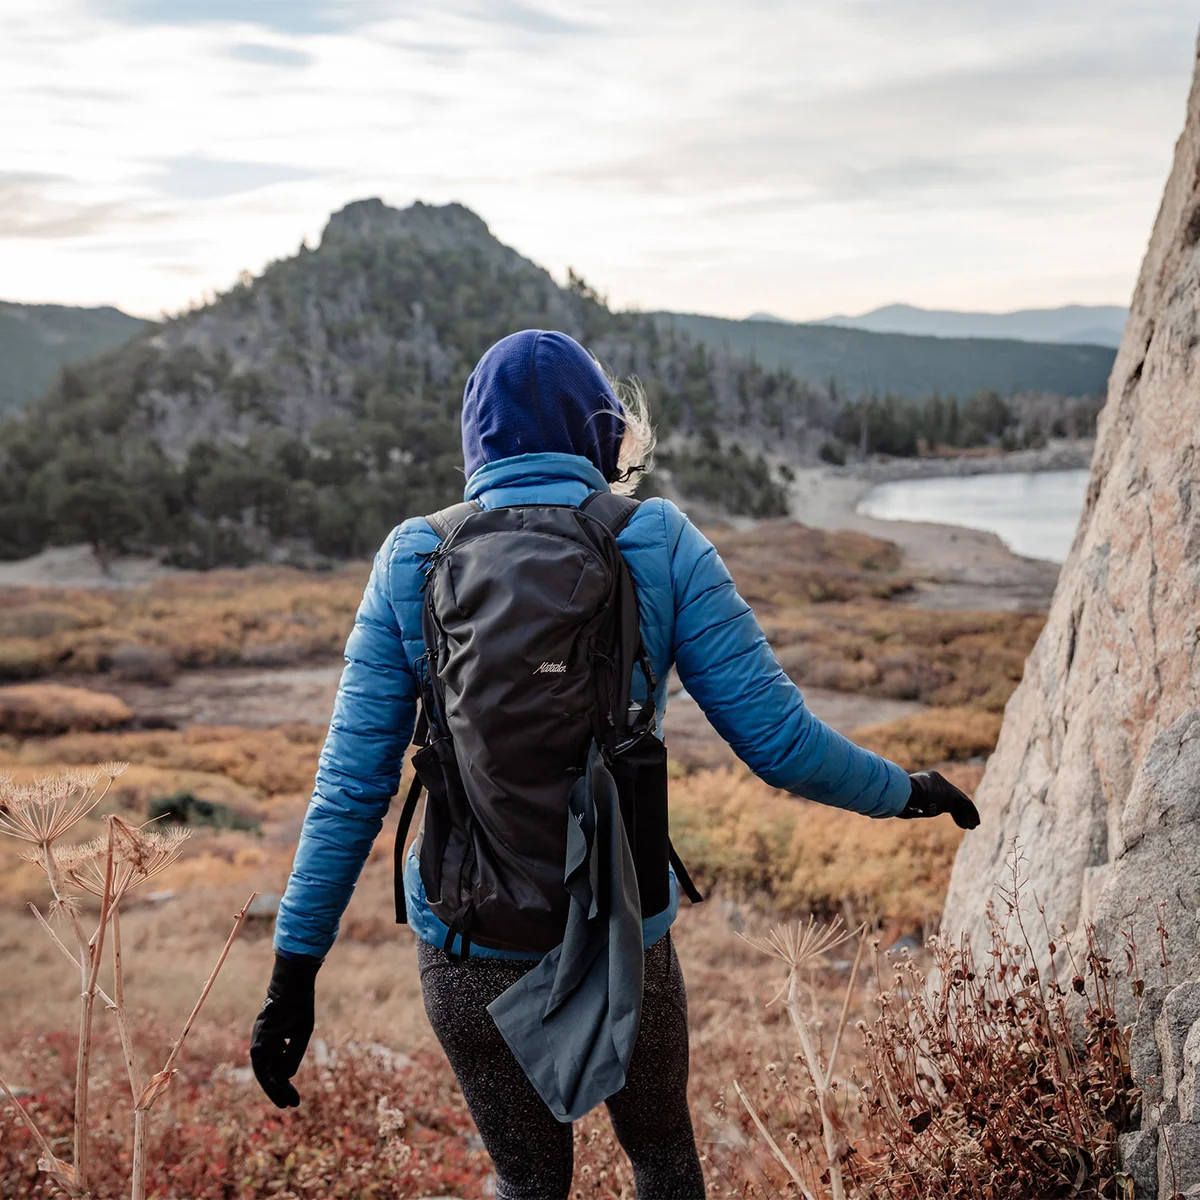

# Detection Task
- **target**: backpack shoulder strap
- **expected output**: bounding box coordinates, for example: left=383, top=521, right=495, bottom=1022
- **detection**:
left=426, top=500, right=481, bottom=542
left=579, top=490, right=640, bottom=537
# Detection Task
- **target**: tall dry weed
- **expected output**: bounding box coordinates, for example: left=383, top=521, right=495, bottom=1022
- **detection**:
left=0, top=765, right=253, bottom=1199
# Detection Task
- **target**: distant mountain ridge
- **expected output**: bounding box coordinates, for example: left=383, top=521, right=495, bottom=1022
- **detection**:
left=663, top=310, right=1116, bottom=400
left=809, top=302, right=1128, bottom=348
left=0, top=302, right=149, bottom=412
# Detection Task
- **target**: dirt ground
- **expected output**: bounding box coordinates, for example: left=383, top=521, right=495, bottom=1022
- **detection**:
left=79, top=664, right=926, bottom=765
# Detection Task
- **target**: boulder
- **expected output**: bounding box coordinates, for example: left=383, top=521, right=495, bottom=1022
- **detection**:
left=1119, top=1128, right=1157, bottom=1198
left=1131, top=986, right=1168, bottom=1109
left=1159, top=1122, right=1200, bottom=1196
left=1158, top=983, right=1200, bottom=1105
left=1180, top=1019, right=1200, bottom=1123
left=943, top=37, right=1200, bottom=1199
left=942, top=36, right=1200, bottom=1026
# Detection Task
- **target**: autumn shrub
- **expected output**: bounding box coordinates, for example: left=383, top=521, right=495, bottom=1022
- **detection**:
left=668, top=767, right=971, bottom=928
left=849, top=707, right=1002, bottom=771
left=715, top=866, right=1145, bottom=1200
left=0, top=763, right=263, bottom=1199
left=707, top=521, right=912, bottom=606
left=0, top=724, right=326, bottom=797
left=0, top=567, right=366, bottom=680
left=0, top=603, right=88, bottom=641
left=0, top=684, right=133, bottom=737
left=0, top=760, right=271, bottom=907
left=0, top=637, right=54, bottom=682
left=772, top=604, right=1044, bottom=710
left=857, top=920, right=1139, bottom=1197
left=1, top=1028, right=494, bottom=1200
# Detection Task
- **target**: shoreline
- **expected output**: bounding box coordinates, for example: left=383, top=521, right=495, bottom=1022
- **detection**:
left=835, top=437, right=1093, bottom=485
left=787, top=442, right=1086, bottom=612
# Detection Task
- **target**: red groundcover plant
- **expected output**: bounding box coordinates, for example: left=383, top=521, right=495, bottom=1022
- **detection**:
left=2, top=1026, right=493, bottom=1199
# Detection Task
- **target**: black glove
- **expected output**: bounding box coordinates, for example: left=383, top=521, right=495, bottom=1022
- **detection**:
left=251, top=953, right=321, bottom=1108
left=899, top=771, right=980, bottom=830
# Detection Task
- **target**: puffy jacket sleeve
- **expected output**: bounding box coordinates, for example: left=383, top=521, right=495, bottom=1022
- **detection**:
left=665, top=502, right=910, bottom=817
left=274, top=528, right=418, bottom=959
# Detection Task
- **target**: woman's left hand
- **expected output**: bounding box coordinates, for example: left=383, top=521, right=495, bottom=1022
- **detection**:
left=898, top=771, right=980, bottom=830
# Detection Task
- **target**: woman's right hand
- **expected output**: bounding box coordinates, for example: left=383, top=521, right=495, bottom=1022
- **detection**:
left=250, top=953, right=321, bottom=1108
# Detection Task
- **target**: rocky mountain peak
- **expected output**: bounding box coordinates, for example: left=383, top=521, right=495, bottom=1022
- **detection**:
left=319, top=197, right=501, bottom=255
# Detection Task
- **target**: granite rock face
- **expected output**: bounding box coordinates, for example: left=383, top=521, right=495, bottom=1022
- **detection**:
left=942, top=36, right=1200, bottom=1017
left=941, top=36, right=1200, bottom=1199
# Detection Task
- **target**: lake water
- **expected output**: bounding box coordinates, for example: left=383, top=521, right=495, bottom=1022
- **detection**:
left=856, top=469, right=1090, bottom=562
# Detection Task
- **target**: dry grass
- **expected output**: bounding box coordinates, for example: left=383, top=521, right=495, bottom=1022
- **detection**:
left=668, top=765, right=979, bottom=931
left=0, top=684, right=133, bottom=736
left=0, top=566, right=367, bottom=682
left=849, top=708, right=1003, bottom=772
left=0, top=724, right=326, bottom=797
left=0, top=525, right=1042, bottom=726
left=707, top=521, right=912, bottom=605
left=0, top=521, right=1055, bottom=1196
left=771, top=604, right=1044, bottom=711
left=0, top=760, right=275, bottom=908
left=707, top=521, right=1043, bottom=714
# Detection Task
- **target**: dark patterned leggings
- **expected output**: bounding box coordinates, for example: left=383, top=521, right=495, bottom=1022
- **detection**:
left=418, top=932, right=706, bottom=1200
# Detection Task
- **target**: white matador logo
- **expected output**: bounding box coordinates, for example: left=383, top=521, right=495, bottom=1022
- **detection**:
left=534, top=661, right=567, bottom=675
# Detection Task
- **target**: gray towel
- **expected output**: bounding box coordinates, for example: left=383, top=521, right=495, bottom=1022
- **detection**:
left=487, top=745, right=644, bottom=1122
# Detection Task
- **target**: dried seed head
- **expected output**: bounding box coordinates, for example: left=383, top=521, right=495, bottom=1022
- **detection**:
left=0, top=766, right=117, bottom=847
left=56, top=817, right=189, bottom=902
left=738, top=915, right=857, bottom=975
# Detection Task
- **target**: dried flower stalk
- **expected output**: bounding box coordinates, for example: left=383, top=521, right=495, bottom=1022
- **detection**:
left=740, top=917, right=864, bottom=1200
left=0, top=764, right=253, bottom=1200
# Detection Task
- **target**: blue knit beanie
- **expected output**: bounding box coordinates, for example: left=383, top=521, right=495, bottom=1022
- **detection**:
left=461, top=330, right=624, bottom=482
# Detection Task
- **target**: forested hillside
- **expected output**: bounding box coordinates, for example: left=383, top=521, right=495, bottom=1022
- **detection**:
left=0, top=199, right=820, bottom=565
left=664, top=310, right=1116, bottom=398
left=0, top=301, right=148, bottom=412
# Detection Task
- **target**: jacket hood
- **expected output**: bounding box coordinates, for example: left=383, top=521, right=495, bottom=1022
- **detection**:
left=461, top=330, right=624, bottom=482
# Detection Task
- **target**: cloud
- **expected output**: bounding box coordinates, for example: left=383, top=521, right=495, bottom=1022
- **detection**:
left=143, top=157, right=325, bottom=201
left=551, top=14, right=1192, bottom=215
left=97, top=0, right=594, bottom=38
left=466, top=1, right=596, bottom=37
left=0, top=173, right=125, bottom=239
left=5, top=0, right=1195, bottom=317
left=96, top=0, right=381, bottom=36
left=225, top=42, right=314, bottom=68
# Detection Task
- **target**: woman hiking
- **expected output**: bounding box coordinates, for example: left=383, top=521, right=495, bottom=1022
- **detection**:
left=251, top=329, right=980, bottom=1200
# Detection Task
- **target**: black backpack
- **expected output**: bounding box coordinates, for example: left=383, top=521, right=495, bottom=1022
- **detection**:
left=393, top=491, right=701, bottom=956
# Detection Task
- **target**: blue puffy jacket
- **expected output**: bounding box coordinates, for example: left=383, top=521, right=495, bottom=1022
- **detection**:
left=274, top=333, right=912, bottom=962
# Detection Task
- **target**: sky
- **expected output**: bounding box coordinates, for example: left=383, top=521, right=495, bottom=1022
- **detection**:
left=2, top=0, right=1197, bottom=322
